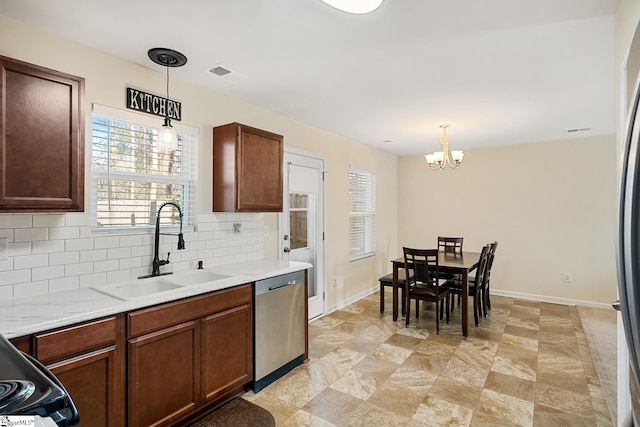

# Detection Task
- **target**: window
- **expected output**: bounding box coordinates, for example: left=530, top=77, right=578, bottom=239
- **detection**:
left=349, top=167, right=376, bottom=261
left=90, top=104, right=198, bottom=230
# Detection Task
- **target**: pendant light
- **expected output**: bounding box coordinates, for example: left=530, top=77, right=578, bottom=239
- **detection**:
left=148, top=48, right=187, bottom=150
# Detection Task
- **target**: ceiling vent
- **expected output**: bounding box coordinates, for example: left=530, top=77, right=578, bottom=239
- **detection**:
left=207, top=65, right=247, bottom=83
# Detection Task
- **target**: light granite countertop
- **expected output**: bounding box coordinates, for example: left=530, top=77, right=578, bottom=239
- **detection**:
left=0, top=259, right=311, bottom=339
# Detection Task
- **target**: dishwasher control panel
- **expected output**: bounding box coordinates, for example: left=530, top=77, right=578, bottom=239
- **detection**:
left=254, top=270, right=305, bottom=296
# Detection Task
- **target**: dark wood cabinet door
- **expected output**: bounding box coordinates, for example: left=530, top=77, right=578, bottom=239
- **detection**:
left=128, top=321, right=200, bottom=427
left=213, top=122, right=283, bottom=212
left=48, top=346, right=122, bottom=427
left=0, top=55, right=84, bottom=211
left=201, top=303, right=253, bottom=403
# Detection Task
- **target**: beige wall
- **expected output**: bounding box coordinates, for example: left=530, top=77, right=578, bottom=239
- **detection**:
left=397, top=135, right=617, bottom=306
left=0, top=15, right=398, bottom=306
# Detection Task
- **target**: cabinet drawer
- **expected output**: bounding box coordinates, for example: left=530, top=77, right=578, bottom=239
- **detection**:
left=35, top=316, right=117, bottom=364
left=128, top=284, right=252, bottom=338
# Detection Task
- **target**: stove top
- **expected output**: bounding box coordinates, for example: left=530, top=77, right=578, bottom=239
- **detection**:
left=0, top=334, right=79, bottom=426
left=0, top=380, right=36, bottom=412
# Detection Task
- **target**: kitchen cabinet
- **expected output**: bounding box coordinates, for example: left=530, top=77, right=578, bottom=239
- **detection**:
left=0, top=55, right=85, bottom=212
left=126, top=284, right=253, bottom=427
left=213, top=122, right=283, bottom=212
left=33, top=315, right=125, bottom=427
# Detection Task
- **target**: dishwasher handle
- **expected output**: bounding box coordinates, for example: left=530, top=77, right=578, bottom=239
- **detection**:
left=255, top=270, right=305, bottom=296
left=269, top=280, right=299, bottom=291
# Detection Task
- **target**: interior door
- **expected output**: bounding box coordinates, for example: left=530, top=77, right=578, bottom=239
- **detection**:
left=280, top=150, right=325, bottom=320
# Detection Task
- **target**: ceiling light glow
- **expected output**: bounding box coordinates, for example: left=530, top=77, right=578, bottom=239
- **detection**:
left=320, top=0, right=384, bottom=14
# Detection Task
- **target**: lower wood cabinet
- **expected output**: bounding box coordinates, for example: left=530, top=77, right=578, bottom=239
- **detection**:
left=127, top=284, right=253, bottom=427
left=48, top=346, right=120, bottom=427
left=201, top=303, right=252, bottom=403
left=33, top=315, right=125, bottom=427
left=9, top=283, right=256, bottom=427
left=128, top=321, right=200, bottom=427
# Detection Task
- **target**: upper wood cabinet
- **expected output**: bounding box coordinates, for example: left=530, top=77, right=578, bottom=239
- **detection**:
left=0, top=55, right=85, bottom=212
left=213, top=122, right=283, bottom=212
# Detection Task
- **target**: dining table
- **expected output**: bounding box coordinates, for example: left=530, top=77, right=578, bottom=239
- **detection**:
left=390, top=250, right=481, bottom=337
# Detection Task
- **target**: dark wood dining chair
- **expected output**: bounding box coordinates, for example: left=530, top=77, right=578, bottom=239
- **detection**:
left=444, top=245, right=490, bottom=326
left=483, top=241, right=498, bottom=314
left=378, top=271, right=406, bottom=315
left=438, top=236, right=464, bottom=306
left=402, top=247, right=450, bottom=334
left=437, top=236, right=463, bottom=254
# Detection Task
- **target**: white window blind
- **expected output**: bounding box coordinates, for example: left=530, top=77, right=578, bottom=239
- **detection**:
left=349, top=167, right=376, bottom=261
left=90, top=104, right=198, bottom=230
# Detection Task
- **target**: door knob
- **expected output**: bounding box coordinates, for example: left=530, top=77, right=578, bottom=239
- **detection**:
left=612, top=300, right=621, bottom=311
left=284, top=247, right=291, bottom=253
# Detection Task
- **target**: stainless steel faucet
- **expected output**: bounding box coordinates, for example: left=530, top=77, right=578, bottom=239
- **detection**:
left=139, top=201, right=185, bottom=279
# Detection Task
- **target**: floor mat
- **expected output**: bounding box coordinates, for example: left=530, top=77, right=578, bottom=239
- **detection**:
left=187, top=398, right=275, bottom=427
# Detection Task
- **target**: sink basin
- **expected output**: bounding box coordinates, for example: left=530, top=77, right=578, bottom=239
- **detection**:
left=166, top=270, right=231, bottom=286
left=91, top=278, right=184, bottom=301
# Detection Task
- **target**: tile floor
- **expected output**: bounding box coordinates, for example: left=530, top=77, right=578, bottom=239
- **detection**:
left=244, top=292, right=612, bottom=427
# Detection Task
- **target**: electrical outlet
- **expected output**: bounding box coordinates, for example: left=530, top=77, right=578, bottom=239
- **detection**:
left=562, top=272, right=573, bottom=283
left=332, top=277, right=338, bottom=287
left=0, top=237, right=7, bottom=260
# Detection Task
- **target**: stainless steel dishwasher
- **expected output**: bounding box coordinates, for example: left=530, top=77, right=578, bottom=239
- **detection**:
left=254, top=270, right=306, bottom=392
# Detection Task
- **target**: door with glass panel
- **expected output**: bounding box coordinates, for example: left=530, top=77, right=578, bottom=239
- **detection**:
left=281, top=150, right=325, bottom=320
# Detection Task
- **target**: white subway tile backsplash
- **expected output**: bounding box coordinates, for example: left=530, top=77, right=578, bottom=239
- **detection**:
left=107, top=247, right=131, bottom=260
left=119, top=257, right=142, bottom=270
left=80, top=249, right=107, bottom=263
left=33, top=240, right=65, bottom=254
left=13, top=280, right=48, bottom=298
left=32, top=265, right=64, bottom=282
left=49, top=251, right=80, bottom=266
left=0, top=212, right=264, bottom=298
left=0, top=259, right=13, bottom=272
left=49, top=276, right=79, bottom=293
left=119, top=235, right=143, bottom=247
left=80, top=226, right=92, bottom=238
left=80, top=272, right=107, bottom=288
left=0, top=285, right=13, bottom=299
left=0, top=215, right=32, bottom=229
left=65, top=262, right=94, bottom=277
left=33, top=214, right=65, bottom=228
left=14, top=254, right=48, bottom=270
left=8, top=242, right=31, bottom=257
left=93, top=260, right=120, bottom=273
left=49, top=226, right=80, bottom=240
left=15, top=228, right=48, bottom=242
left=65, top=238, right=94, bottom=252
left=0, top=269, right=30, bottom=286
left=94, top=236, right=120, bottom=249
left=107, top=269, right=130, bottom=284
left=64, top=213, right=91, bottom=227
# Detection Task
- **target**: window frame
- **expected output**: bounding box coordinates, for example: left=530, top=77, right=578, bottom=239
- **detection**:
left=348, top=167, right=376, bottom=262
left=90, top=104, right=198, bottom=233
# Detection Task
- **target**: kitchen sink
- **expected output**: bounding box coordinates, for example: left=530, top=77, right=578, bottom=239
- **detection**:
left=91, top=278, right=185, bottom=301
left=165, top=270, right=231, bottom=286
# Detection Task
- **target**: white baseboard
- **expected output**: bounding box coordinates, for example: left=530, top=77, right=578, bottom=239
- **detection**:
left=312, top=286, right=612, bottom=324
left=318, top=286, right=377, bottom=319
left=491, top=289, right=613, bottom=310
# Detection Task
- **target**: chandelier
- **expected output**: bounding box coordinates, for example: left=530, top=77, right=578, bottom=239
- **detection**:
left=425, top=124, right=464, bottom=170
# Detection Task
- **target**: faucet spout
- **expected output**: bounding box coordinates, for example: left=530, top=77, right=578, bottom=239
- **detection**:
left=139, top=201, right=185, bottom=279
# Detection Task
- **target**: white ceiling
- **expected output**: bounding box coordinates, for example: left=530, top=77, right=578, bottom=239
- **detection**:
left=0, top=0, right=619, bottom=156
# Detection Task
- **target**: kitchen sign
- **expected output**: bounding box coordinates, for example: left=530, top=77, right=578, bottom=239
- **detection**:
left=126, top=87, right=181, bottom=121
